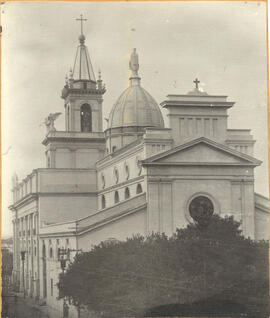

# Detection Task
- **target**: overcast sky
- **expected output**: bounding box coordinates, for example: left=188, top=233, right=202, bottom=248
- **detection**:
left=1, top=1, right=268, bottom=237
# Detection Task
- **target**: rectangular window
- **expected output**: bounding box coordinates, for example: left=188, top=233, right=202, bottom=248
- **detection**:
left=51, top=279, right=53, bottom=296
left=179, top=118, right=185, bottom=136
left=204, top=118, right=210, bottom=136
left=212, top=118, right=218, bottom=137
left=188, top=118, right=193, bottom=136
left=196, top=118, right=200, bottom=135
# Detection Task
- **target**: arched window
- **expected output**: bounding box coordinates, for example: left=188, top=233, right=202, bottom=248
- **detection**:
left=124, top=162, right=130, bottom=180
left=112, top=146, right=117, bottom=153
left=136, top=183, right=143, bottom=194
left=49, top=247, right=53, bottom=259
left=125, top=187, right=130, bottom=200
left=114, top=191, right=119, bottom=204
left=80, top=104, right=92, bottom=132
left=101, top=195, right=106, bottom=209
left=42, top=244, right=46, bottom=258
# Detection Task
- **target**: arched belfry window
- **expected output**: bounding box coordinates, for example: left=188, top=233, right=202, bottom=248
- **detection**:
left=114, top=191, right=119, bottom=204
left=80, top=104, right=92, bottom=132
left=125, top=187, right=130, bottom=200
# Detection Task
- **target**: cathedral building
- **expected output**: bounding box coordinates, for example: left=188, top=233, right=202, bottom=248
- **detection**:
left=9, top=25, right=269, bottom=318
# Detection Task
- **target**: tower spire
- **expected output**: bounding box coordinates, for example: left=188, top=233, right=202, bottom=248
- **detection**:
left=71, top=15, right=96, bottom=81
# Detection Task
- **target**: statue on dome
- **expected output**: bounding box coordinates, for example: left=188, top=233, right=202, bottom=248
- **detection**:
left=129, top=48, right=139, bottom=77
left=12, top=173, right=19, bottom=189
left=44, top=113, right=62, bottom=133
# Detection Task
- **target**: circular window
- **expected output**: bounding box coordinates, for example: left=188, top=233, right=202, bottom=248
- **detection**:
left=101, top=173, right=105, bottom=189
left=189, top=196, right=214, bottom=224
left=124, top=162, right=130, bottom=180
left=136, top=156, right=142, bottom=176
left=113, top=167, right=119, bottom=184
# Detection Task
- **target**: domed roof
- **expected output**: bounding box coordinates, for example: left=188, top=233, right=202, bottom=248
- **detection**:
left=108, top=49, right=164, bottom=129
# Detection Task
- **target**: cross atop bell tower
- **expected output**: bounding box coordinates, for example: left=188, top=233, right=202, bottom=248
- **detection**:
left=76, top=14, right=87, bottom=35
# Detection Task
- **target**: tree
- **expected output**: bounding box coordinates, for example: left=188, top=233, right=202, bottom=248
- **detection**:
left=2, top=248, right=13, bottom=292
left=59, top=215, right=269, bottom=317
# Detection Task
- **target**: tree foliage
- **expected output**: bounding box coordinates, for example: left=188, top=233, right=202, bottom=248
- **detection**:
left=59, top=215, right=269, bottom=317
left=2, top=248, right=13, bottom=277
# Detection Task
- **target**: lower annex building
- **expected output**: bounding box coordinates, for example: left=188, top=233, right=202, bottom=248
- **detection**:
left=9, top=24, right=269, bottom=318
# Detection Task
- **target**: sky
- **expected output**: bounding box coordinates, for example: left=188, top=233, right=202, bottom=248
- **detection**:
left=1, top=1, right=268, bottom=237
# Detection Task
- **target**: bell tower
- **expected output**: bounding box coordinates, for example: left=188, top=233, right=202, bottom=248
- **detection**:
left=61, top=15, right=105, bottom=132
left=43, top=15, right=106, bottom=169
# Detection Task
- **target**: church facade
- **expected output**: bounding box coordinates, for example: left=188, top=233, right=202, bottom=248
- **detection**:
left=10, top=26, right=269, bottom=318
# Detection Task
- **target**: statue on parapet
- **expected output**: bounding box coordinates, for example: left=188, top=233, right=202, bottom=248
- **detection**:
left=45, top=112, right=62, bottom=133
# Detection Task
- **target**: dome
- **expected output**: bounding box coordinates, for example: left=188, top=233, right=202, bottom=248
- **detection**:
left=108, top=84, right=164, bottom=129
left=108, top=49, right=164, bottom=129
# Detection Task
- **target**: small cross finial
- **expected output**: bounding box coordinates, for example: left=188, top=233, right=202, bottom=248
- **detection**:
left=76, top=14, right=87, bottom=35
left=193, top=78, right=200, bottom=89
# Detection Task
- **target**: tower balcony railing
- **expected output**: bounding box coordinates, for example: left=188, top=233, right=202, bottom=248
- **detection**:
left=44, top=131, right=105, bottom=140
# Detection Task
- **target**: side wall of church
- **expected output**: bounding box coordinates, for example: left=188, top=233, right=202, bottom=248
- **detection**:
left=254, top=194, right=269, bottom=240
left=97, top=146, right=145, bottom=210
left=52, top=148, right=102, bottom=169
left=78, top=208, right=147, bottom=250
left=255, top=210, right=269, bottom=240
left=39, top=195, right=97, bottom=225
left=146, top=165, right=256, bottom=238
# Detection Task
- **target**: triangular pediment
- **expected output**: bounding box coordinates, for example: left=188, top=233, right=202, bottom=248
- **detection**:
left=143, top=137, right=261, bottom=166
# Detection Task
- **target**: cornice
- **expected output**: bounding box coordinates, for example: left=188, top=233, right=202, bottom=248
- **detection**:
left=166, top=114, right=228, bottom=118
left=142, top=137, right=261, bottom=166
left=42, top=136, right=105, bottom=146
left=148, top=176, right=254, bottom=181
left=255, top=203, right=269, bottom=214
left=225, top=140, right=256, bottom=144
left=161, top=100, right=234, bottom=108
left=143, top=162, right=259, bottom=167
left=39, top=231, right=76, bottom=238
left=9, top=193, right=38, bottom=211
left=38, top=192, right=97, bottom=197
